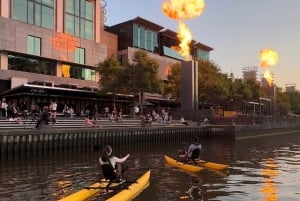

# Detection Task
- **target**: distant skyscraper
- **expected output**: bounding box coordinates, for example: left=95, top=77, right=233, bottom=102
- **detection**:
left=285, top=84, right=296, bottom=92
left=242, top=66, right=258, bottom=81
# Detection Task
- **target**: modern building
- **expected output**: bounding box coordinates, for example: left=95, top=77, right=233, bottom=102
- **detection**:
left=0, top=0, right=128, bottom=114
left=106, top=16, right=213, bottom=103
left=0, top=0, right=213, bottom=115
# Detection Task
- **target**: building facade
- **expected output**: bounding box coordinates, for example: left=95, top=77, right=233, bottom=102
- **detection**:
left=0, top=1, right=213, bottom=115
left=0, top=0, right=120, bottom=114
left=106, top=16, right=213, bottom=104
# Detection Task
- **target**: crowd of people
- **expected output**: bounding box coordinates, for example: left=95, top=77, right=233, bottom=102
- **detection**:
left=139, top=108, right=173, bottom=126
left=1, top=97, right=203, bottom=129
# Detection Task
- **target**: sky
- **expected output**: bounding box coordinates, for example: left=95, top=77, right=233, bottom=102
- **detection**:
left=104, top=0, right=300, bottom=90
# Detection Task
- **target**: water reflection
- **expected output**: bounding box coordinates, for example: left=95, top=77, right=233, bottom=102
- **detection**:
left=1, top=133, right=300, bottom=201
left=260, top=159, right=278, bottom=201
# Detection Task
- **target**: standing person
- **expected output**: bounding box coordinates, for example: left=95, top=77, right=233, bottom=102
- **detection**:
left=1, top=99, right=8, bottom=118
left=178, top=136, right=202, bottom=162
left=20, top=102, right=28, bottom=120
left=104, top=106, right=109, bottom=118
left=36, top=106, right=50, bottom=129
left=94, top=104, right=98, bottom=119
left=99, top=145, right=130, bottom=181
left=117, top=108, right=122, bottom=122
left=6, top=101, right=12, bottom=119
left=51, top=101, right=57, bottom=120
left=134, top=106, right=139, bottom=119
left=12, top=102, right=18, bottom=118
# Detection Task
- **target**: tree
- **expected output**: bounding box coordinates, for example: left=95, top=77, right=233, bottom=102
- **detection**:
left=164, top=62, right=181, bottom=100
left=286, top=91, right=300, bottom=114
left=276, top=91, right=290, bottom=115
left=96, top=54, right=123, bottom=108
left=197, top=59, right=230, bottom=104
left=121, top=50, right=163, bottom=94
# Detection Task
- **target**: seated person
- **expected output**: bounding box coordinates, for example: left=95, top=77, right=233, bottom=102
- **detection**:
left=8, top=117, right=22, bottom=124
left=180, top=116, right=189, bottom=125
left=203, top=117, right=209, bottom=124
left=85, top=117, right=95, bottom=127
left=178, top=136, right=202, bottom=163
left=144, top=113, right=152, bottom=125
left=99, top=145, right=130, bottom=183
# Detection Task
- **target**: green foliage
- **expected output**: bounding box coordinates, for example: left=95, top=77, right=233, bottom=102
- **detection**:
left=95, top=51, right=163, bottom=95
left=285, top=91, right=300, bottom=114
left=164, top=62, right=181, bottom=99
left=165, top=58, right=270, bottom=107
left=276, top=91, right=290, bottom=115
left=96, top=52, right=300, bottom=116
left=197, top=59, right=230, bottom=102
left=96, top=54, right=123, bottom=94
left=123, top=50, right=163, bottom=94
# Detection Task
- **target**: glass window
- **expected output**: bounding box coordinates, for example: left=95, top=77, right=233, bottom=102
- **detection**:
left=196, top=49, right=210, bottom=61
left=146, top=31, right=152, bottom=51
left=65, top=0, right=94, bottom=40
left=42, top=0, right=54, bottom=7
left=8, top=54, right=56, bottom=76
left=132, top=24, right=159, bottom=52
left=75, top=47, right=85, bottom=64
left=133, top=24, right=139, bottom=47
left=140, top=27, right=146, bottom=49
left=27, top=1, right=34, bottom=24
left=62, top=63, right=95, bottom=81
left=12, top=0, right=54, bottom=29
left=65, top=15, right=75, bottom=35
left=42, top=6, right=54, bottom=29
left=35, top=3, right=42, bottom=26
left=27, top=35, right=41, bottom=56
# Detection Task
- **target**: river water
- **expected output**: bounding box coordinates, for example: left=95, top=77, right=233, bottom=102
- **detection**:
left=1, top=132, right=300, bottom=201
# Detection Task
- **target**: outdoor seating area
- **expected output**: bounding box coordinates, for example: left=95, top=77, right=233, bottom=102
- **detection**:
left=0, top=116, right=193, bottom=130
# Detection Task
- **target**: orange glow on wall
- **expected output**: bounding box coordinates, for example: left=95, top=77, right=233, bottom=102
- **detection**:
left=164, top=65, right=171, bottom=76
left=52, top=33, right=78, bottom=51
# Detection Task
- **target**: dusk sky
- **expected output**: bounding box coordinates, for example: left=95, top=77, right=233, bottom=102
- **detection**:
left=105, top=0, right=300, bottom=90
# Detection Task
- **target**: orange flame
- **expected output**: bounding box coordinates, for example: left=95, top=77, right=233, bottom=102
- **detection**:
left=259, top=49, right=279, bottom=68
left=264, top=69, right=273, bottom=86
left=259, top=49, right=278, bottom=87
left=161, top=0, right=206, bottom=60
left=178, top=22, right=192, bottom=60
left=161, top=0, right=206, bottom=20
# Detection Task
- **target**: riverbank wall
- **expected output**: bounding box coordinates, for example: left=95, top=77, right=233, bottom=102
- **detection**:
left=0, top=126, right=234, bottom=158
left=1, top=117, right=300, bottom=158
left=235, top=117, right=300, bottom=139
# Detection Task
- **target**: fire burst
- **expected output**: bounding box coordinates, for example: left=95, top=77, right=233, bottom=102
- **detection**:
left=162, top=0, right=206, bottom=60
left=259, top=49, right=279, bottom=68
left=259, top=49, right=279, bottom=86
left=162, top=0, right=205, bottom=20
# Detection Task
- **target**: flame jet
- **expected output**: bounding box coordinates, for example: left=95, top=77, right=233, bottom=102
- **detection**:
left=161, top=0, right=206, bottom=60
left=259, top=49, right=279, bottom=86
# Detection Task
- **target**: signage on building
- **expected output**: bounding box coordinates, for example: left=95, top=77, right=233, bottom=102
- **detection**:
left=30, top=88, right=47, bottom=94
